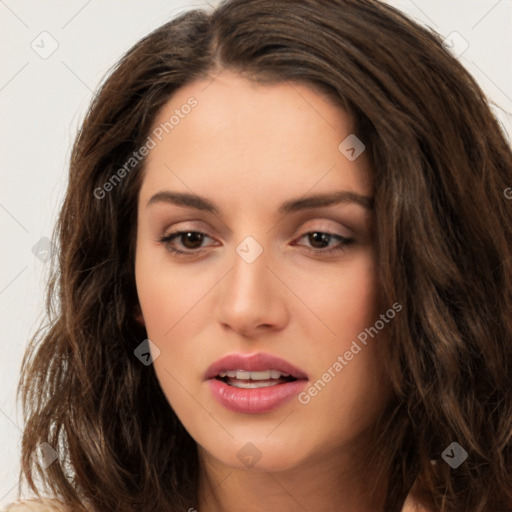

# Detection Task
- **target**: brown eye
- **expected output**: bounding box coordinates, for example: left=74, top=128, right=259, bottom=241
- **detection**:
left=295, top=231, right=354, bottom=255
left=158, top=230, right=214, bottom=256
left=308, top=232, right=333, bottom=249
left=179, top=232, right=205, bottom=249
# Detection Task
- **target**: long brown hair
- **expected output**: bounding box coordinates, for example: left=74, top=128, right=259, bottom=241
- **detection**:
left=16, top=1, right=512, bottom=511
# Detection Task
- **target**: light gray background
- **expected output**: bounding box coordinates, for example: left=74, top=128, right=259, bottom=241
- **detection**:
left=1, top=0, right=511, bottom=504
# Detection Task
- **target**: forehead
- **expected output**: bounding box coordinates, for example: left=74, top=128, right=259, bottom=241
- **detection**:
left=139, top=71, right=372, bottom=208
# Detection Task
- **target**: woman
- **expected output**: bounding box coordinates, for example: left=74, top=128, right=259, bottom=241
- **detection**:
left=7, top=0, right=512, bottom=511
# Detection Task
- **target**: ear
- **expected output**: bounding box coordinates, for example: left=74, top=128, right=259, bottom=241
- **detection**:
left=134, top=304, right=145, bottom=326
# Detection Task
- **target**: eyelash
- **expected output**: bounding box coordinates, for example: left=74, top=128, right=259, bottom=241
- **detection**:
left=157, top=230, right=354, bottom=257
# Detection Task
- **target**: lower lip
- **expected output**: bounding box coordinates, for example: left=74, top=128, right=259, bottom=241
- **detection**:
left=207, top=378, right=307, bottom=414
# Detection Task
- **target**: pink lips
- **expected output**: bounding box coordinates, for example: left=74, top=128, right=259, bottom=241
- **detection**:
left=204, top=352, right=308, bottom=380
left=205, top=352, right=308, bottom=414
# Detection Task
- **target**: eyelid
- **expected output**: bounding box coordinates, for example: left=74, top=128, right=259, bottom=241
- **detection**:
left=158, top=218, right=351, bottom=243
left=297, top=218, right=354, bottom=236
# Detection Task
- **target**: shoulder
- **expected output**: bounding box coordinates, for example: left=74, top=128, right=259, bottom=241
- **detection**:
left=401, top=494, right=431, bottom=512
left=2, top=499, right=68, bottom=512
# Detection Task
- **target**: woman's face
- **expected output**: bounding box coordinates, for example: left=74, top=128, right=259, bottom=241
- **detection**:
left=135, top=71, right=393, bottom=473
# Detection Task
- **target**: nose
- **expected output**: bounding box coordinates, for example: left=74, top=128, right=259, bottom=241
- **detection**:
left=215, top=242, right=289, bottom=337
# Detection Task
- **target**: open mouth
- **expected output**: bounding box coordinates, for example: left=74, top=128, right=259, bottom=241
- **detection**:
left=206, top=353, right=308, bottom=413
left=215, top=369, right=298, bottom=389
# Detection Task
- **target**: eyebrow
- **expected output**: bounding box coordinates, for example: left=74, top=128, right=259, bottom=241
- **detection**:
left=146, top=190, right=374, bottom=215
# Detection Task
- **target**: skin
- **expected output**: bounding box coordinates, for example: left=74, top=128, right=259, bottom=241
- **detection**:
left=134, top=71, right=403, bottom=511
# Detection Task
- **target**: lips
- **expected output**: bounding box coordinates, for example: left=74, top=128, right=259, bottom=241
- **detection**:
left=204, top=352, right=308, bottom=381
left=205, top=352, right=308, bottom=414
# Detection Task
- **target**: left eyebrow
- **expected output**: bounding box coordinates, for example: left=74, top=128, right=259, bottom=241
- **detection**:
left=145, top=190, right=374, bottom=215
left=277, top=191, right=374, bottom=215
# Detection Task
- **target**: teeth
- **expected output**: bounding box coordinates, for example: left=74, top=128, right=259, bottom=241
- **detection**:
left=229, top=380, right=280, bottom=389
left=218, top=369, right=291, bottom=380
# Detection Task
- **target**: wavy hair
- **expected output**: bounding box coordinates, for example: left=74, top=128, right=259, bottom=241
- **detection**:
left=16, top=1, right=512, bottom=511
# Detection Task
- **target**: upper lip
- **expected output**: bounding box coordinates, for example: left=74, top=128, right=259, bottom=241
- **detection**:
left=204, top=352, right=308, bottom=380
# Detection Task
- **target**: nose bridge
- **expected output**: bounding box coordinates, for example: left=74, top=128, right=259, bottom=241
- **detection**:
left=228, top=234, right=271, bottom=305
left=215, top=233, right=288, bottom=334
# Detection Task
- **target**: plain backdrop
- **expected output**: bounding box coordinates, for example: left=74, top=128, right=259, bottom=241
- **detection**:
left=1, top=0, right=511, bottom=504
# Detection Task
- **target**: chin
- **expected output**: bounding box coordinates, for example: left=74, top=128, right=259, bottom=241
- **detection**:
left=200, top=434, right=315, bottom=473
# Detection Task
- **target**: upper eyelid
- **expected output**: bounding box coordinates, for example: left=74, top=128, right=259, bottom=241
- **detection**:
left=161, top=216, right=355, bottom=236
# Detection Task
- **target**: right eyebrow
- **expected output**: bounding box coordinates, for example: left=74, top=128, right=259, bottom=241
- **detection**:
left=146, top=191, right=219, bottom=214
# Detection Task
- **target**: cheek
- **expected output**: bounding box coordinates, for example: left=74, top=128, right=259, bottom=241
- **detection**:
left=134, top=250, right=212, bottom=431
left=291, top=252, right=380, bottom=347
left=329, top=264, right=377, bottom=327
left=136, top=273, right=181, bottom=335
left=135, top=246, right=207, bottom=336
left=291, top=254, right=389, bottom=433
left=134, top=244, right=214, bottom=389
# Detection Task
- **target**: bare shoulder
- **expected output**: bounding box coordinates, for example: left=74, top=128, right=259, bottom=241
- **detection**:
left=2, top=499, right=69, bottom=512
left=401, top=493, right=431, bottom=512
